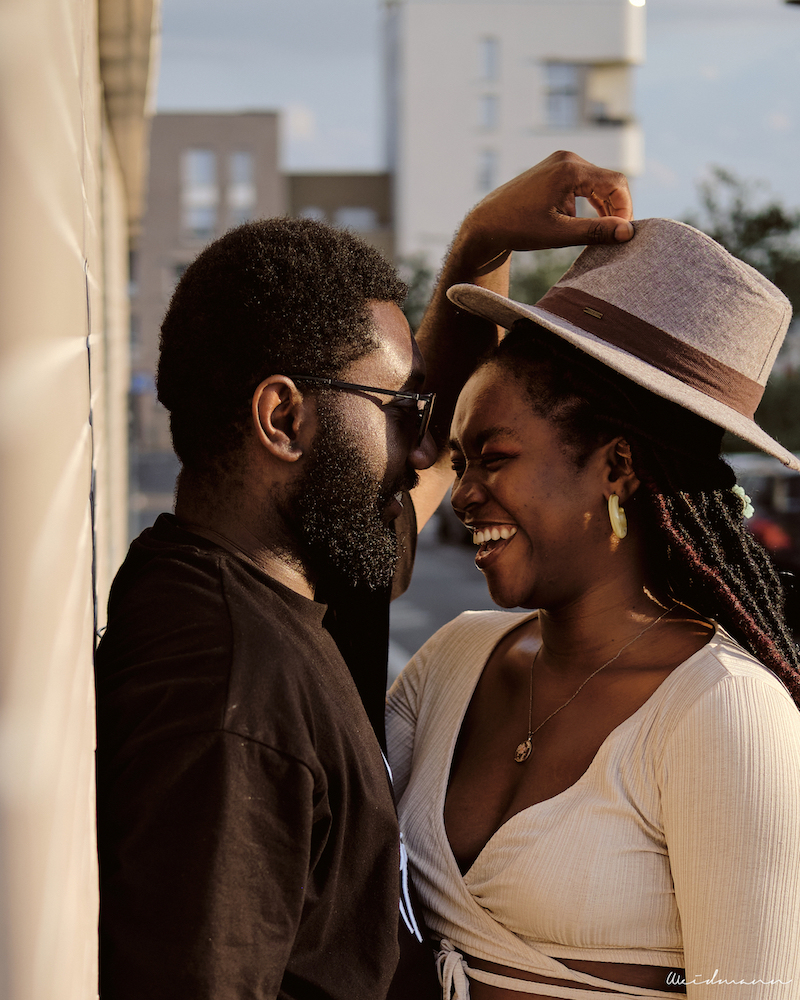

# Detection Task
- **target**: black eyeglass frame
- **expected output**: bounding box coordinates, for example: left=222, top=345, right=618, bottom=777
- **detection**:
left=288, top=375, right=435, bottom=445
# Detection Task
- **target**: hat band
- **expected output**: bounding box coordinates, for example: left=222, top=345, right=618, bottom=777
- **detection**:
left=536, top=286, right=764, bottom=419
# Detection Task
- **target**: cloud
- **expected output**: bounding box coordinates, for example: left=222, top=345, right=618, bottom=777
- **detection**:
left=766, top=111, right=792, bottom=132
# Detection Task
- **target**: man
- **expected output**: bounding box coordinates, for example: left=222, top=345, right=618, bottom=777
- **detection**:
left=95, top=152, right=633, bottom=999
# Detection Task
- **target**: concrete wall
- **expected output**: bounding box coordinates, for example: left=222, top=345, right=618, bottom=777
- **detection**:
left=0, top=0, right=157, bottom=995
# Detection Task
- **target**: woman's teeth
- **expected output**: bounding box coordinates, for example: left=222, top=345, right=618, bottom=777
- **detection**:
left=472, top=526, right=517, bottom=545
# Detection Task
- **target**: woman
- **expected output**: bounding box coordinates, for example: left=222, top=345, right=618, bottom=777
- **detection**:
left=386, top=219, right=800, bottom=1000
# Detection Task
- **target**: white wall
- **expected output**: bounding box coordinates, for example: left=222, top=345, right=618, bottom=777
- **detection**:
left=387, top=0, right=645, bottom=267
left=0, top=0, right=154, bottom=995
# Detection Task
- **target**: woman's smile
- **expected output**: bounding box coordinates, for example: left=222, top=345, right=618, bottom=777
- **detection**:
left=472, top=524, right=519, bottom=570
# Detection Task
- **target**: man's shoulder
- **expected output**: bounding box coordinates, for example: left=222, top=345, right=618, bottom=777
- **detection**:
left=102, top=514, right=328, bottom=653
left=97, top=516, right=369, bottom=765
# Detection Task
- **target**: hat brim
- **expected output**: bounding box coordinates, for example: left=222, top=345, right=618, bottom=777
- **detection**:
left=448, top=283, right=800, bottom=473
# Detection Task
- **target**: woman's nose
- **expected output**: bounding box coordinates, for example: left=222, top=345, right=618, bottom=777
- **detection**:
left=450, top=470, right=483, bottom=513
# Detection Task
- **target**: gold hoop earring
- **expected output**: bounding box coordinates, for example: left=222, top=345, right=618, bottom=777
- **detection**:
left=608, top=494, right=628, bottom=540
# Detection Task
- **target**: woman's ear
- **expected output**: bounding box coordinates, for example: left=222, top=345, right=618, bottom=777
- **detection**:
left=603, top=437, right=640, bottom=503
left=251, top=376, right=310, bottom=463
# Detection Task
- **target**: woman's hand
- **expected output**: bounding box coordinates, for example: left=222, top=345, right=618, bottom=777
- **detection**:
left=458, top=149, right=634, bottom=276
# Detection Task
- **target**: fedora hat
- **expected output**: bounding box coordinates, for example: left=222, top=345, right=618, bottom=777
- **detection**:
left=448, top=218, right=800, bottom=472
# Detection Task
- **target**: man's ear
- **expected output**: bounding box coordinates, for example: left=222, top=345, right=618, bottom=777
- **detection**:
left=602, top=437, right=640, bottom=503
left=251, top=376, right=310, bottom=463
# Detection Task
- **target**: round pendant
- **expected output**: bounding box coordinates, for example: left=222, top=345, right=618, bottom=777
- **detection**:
left=514, top=738, right=532, bottom=763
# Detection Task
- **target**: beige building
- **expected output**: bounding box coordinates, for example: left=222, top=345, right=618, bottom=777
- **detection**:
left=130, top=112, right=284, bottom=532
left=287, top=171, right=394, bottom=261
left=132, top=112, right=284, bottom=453
left=0, top=0, right=160, bottom=995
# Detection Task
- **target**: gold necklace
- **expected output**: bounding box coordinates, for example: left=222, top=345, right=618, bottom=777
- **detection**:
left=514, top=605, right=674, bottom=763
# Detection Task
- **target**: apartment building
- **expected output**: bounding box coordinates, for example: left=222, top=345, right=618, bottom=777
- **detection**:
left=385, top=0, right=645, bottom=267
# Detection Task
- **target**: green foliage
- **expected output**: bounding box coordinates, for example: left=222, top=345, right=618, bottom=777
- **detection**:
left=757, top=374, right=800, bottom=451
left=723, top=371, right=800, bottom=455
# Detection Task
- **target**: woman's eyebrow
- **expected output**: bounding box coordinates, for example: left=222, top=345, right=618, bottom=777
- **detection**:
left=447, top=426, right=520, bottom=451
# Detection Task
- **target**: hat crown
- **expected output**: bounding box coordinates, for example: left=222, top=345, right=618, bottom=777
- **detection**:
left=550, top=219, right=791, bottom=387
left=446, top=218, right=798, bottom=470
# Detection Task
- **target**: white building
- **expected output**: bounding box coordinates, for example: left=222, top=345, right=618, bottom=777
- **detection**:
left=385, top=0, right=645, bottom=268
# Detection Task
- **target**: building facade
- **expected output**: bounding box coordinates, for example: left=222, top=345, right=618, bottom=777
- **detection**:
left=287, top=170, right=394, bottom=261
left=385, top=0, right=645, bottom=267
left=132, top=112, right=284, bottom=450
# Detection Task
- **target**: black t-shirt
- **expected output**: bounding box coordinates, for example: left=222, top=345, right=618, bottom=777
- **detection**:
left=95, top=515, right=401, bottom=999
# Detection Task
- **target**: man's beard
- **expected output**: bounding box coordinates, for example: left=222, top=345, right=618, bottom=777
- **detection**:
left=288, top=398, right=418, bottom=591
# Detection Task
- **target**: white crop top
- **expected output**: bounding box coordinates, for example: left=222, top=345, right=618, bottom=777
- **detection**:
left=386, top=611, right=800, bottom=999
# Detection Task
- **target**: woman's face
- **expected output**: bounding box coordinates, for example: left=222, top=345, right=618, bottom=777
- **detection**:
left=449, top=363, right=615, bottom=610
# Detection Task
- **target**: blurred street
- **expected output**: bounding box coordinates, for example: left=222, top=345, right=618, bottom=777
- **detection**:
left=388, top=510, right=514, bottom=685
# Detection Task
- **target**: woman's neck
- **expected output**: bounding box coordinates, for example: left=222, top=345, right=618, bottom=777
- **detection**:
left=536, top=581, right=676, bottom=677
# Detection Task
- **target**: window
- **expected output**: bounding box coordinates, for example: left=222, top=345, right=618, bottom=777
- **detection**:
left=477, top=149, right=497, bottom=193
left=334, top=207, right=378, bottom=233
left=585, top=64, right=631, bottom=125
left=546, top=63, right=583, bottom=128
left=479, top=37, right=499, bottom=81
left=181, top=149, right=218, bottom=239
left=478, top=94, right=498, bottom=131
left=227, top=151, right=256, bottom=227
left=545, top=63, right=633, bottom=128
left=299, top=206, right=327, bottom=222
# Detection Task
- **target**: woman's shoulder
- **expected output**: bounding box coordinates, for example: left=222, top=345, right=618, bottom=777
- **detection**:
left=651, top=625, right=800, bottom=752
left=670, top=625, right=795, bottom=700
left=396, top=609, right=535, bottom=693
left=420, top=608, right=536, bottom=660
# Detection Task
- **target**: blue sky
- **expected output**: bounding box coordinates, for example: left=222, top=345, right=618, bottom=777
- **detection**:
left=156, top=0, right=800, bottom=220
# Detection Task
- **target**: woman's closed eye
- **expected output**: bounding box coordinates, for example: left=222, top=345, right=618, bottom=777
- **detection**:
left=451, top=462, right=465, bottom=479
left=450, top=452, right=512, bottom=477
left=479, top=453, right=511, bottom=470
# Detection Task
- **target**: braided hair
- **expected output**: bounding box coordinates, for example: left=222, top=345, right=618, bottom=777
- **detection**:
left=492, top=320, right=800, bottom=704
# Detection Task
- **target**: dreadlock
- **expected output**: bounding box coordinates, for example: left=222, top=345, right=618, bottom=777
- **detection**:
left=492, top=320, right=800, bottom=704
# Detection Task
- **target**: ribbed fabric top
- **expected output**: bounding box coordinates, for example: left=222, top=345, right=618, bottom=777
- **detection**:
left=387, top=611, right=800, bottom=999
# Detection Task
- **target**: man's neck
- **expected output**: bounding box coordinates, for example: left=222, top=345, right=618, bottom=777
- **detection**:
left=175, top=492, right=316, bottom=600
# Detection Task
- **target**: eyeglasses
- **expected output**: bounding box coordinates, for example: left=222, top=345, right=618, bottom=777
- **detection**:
left=289, top=375, right=436, bottom=445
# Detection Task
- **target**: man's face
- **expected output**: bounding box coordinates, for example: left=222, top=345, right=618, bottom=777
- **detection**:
left=289, top=302, right=436, bottom=590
